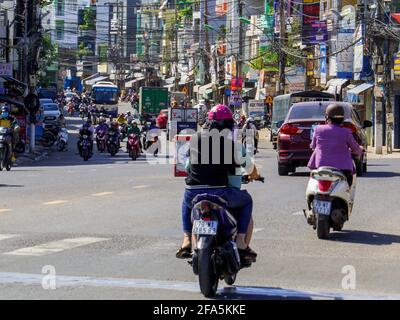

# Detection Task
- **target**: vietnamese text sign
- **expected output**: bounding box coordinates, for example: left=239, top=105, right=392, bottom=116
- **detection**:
left=337, top=29, right=354, bottom=79
left=302, top=0, right=327, bottom=45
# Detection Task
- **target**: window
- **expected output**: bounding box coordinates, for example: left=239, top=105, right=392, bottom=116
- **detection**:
left=56, top=20, right=64, bottom=40
left=56, top=0, right=64, bottom=16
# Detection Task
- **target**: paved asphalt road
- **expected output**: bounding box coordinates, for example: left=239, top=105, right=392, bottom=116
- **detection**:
left=0, top=103, right=400, bottom=300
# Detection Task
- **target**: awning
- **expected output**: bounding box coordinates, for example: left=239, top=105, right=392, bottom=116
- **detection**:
left=392, top=13, right=400, bottom=24
left=242, top=87, right=256, bottom=98
left=164, top=84, right=175, bottom=91
left=346, top=83, right=374, bottom=103
left=325, top=78, right=350, bottom=95
left=85, top=76, right=109, bottom=86
left=165, top=77, right=175, bottom=85
left=199, top=83, right=214, bottom=95
left=125, top=77, right=146, bottom=88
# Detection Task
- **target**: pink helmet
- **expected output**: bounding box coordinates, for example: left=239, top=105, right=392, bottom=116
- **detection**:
left=208, top=104, right=233, bottom=121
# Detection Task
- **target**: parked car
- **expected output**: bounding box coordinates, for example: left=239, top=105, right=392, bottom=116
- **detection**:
left=39, top=98, right=53, bottom=107
left=156, top=109, right=168, bottom=129
left=277, top=101, right=372, bottom=176
left=42, top=103, right=61, bottom=128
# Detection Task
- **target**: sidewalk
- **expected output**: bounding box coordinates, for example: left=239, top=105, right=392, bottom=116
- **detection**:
left=367, top=146, right=400, bottom=159
left=14, top=146, right=50, bottom=166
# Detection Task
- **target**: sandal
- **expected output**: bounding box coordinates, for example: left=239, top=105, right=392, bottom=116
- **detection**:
left=238, top=247, right=257, bottom=262
left=176, top=246, right=192, bottom=259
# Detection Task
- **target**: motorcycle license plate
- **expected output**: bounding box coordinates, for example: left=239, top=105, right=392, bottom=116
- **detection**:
left=192, top=220, right=218, bottom=235
left=312, top=200, right=331, bottom=216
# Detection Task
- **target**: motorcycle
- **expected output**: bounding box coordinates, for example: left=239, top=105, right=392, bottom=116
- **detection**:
left=142, top=128, right=159, bottom=157
left=41, top=125, right=59, bottom=148
left=96, top=129, right=107, bottom=153
left=79, top=104, right=87, bottom=119
left=56, top=127, right=69, bottom=151
left=107, top=133, right=119, bottom=156
left=79, top=134, right=92, bottom=161
left=119, top=123, right=128, bottom=141
left=0, top=127, right=12, bottom=171
left=189, top=175, right=264, bottom=297
left=303, top=166, right=357, bottom=239
left=127, top=133, right=141, bottom=161
left=67, top=103, right=74, bottom=116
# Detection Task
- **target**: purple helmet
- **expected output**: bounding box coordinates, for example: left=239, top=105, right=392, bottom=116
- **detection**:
left=208, top=104, right=233, bottom=121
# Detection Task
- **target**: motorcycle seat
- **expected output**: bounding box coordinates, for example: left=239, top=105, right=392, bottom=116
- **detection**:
left=313, top=167, right=346, bottom=180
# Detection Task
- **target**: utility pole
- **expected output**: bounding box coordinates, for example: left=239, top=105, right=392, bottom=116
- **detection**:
left=372, top=0, right=384, bottom=154
left=22, top=0, right=35, bottom=153
left=174, top=1, right=179, bottom=92
left=237, top=0, right=243, bottom=79
left=204, top=0, right=211, bottom=84
left=278, top=0, right=286, bottom=95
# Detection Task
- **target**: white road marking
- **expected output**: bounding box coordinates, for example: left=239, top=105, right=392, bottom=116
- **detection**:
left=0, top=209, right=11, bottom=213
left=0, top=234, right=19, bottom=241
left=43, top=200, right=67, bottom=205
left=254, top=228, right=264, bottom=233
left=132, top=185, right=149, bottom=189
left=292, top=211, right=305, bottom=216
left=0, top=272, right=398, bottom=300
left=4, top=237, right=110, bottom=256
left=92, top=192, right=114, bottom=197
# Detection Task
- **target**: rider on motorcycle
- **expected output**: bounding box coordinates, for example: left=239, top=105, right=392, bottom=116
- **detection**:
left=125, top=111, right=134, bottom=124
left=307, top=104, right=363, bottom=187
left=56, top=114, right=67, bottom=128
left=107, top=121, right=121, bottom=148
left=127, top=121, right=142, bottom=152
left=0, top=105, right=20, bottom=161
left=96, top=117, right=109, bottom=134
left=243, top=117, right=259, bottom=154
left=77, top=123, right=94, bottom=155
left=177, top=104, right=261, bottom=261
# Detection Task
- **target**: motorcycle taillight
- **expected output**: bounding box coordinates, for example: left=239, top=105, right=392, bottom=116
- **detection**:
left=318, top=180, right=333, bottom=192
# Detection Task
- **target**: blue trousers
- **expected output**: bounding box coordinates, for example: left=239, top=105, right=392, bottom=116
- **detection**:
left=182, top=187, right=253, bottom=234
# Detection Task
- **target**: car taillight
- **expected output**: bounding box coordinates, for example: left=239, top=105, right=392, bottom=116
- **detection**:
left=280, top=123, right=302, bottom=135
left=318, top=180, right=333, bottom=192
left=343, top=123, right=357, bottom=134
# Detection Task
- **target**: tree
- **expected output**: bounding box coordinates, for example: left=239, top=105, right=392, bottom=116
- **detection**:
left=38, top=34, right=58, bottom=87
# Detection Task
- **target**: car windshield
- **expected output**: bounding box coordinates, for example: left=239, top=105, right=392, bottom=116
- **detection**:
left=44, top=104, right=59, bottom=112
left=287, top=104, right=351, bottom=122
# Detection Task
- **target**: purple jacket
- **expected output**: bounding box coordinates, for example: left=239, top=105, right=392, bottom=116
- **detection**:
left=308, top=124, right=363, bottom=172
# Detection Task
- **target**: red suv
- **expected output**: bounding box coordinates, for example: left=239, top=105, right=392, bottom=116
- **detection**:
left=277, top=101, right=372, bottom=176
left=156, top=109, right=169, bottom=129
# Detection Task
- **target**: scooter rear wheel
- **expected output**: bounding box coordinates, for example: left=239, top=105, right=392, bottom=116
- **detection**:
left=198, top=247, right=218, bottom=297
left=317, top=215, right=330, bottom=239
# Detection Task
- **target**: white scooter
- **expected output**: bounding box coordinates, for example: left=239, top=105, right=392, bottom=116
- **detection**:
left=303, top=166, right=357, bottom=239
left=57, top=127, right=69, bottom=151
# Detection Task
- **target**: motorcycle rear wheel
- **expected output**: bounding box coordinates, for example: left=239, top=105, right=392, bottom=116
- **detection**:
left=130, top=149, right=137, bottom=161
left=198, top=247, right=218, bottom=298
left=317, top=215, right=330, bottom=239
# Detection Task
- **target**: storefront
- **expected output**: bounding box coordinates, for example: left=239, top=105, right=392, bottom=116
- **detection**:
left=0, top=76, right=29, bottom=146
left=345, top=82, right=374, bottom=145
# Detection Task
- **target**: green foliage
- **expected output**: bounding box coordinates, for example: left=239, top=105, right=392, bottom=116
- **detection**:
left=77, top=42, right=93, bottom=58
left=80, top=8, right=96, bottom=30
left=38, top=34, right=58, bottom=87
left=217, top=25, right=226, bottom=41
